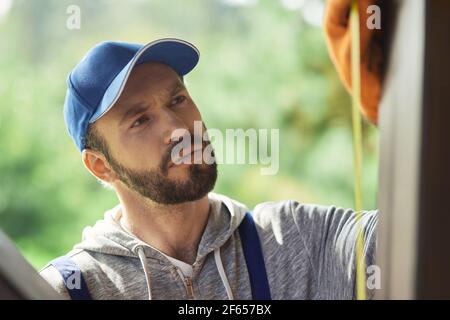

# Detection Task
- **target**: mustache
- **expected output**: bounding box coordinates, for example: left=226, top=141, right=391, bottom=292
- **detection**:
left=160, top=135, right=213, bottom=172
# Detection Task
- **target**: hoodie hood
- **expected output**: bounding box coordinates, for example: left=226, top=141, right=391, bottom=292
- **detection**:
left=71, top=192, right=249, bottom=300
left=73, top=192, right=249, bottom=266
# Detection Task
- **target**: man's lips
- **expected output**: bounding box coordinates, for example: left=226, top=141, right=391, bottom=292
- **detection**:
left=169, top=145, right=204, bottom=168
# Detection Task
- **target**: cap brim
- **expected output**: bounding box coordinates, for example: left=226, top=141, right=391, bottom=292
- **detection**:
left=89, top=38, right=199, bottom=123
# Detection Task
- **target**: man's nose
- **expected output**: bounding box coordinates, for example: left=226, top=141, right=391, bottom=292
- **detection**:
left=161, top=109, right=190, bottom=145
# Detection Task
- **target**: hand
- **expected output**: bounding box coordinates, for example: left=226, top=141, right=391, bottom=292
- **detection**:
left=324, top=0, right=383, bottom=124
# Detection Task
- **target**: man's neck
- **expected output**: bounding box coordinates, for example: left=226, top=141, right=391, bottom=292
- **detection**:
left=117, top=190, right=211, bottom=265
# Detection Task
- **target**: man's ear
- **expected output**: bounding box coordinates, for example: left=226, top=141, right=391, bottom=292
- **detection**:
left=81, top=149, right=117, bottom=183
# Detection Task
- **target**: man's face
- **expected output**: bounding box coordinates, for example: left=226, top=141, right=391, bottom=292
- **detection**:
left=92, top=62, right=217, bottom=204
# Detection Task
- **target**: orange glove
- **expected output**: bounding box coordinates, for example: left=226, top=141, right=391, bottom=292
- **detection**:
left=324, top=0, right=383, bottom=124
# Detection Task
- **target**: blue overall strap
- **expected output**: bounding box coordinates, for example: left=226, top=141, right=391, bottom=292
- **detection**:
left=49, top=255, right=92, bottom=300
left=238, top=212, right=272, bottom=300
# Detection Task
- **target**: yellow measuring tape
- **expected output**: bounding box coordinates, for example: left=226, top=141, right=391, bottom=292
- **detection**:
left=350, top=0, right=367, bottom=300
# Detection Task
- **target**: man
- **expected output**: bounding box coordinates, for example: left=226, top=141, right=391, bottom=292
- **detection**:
left=38, top=36, right=378, bottom=300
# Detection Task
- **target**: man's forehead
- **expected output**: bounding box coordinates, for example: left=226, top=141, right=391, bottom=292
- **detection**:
left=134, top=61, right=179, bottom=76
left=118, top=80, right=185, bottom=120
left=117, top=74, right=183, bottom=106
left=97, top=66, right=185, bottom=123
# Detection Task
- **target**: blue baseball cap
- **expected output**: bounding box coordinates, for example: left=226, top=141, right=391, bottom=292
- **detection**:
left=63, top=38, right=200, bottom=151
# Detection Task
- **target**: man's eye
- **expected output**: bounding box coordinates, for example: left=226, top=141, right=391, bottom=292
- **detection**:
left=131, top=116, right=149, bottom=128
left=171, top=95, right=186, bottom=106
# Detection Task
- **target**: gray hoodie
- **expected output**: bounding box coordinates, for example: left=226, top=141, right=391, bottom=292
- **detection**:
left=39, top=192, right=378, bottom=300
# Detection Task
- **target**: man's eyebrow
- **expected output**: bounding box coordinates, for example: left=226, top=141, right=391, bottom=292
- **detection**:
left=169, top=81, right=186, bottom=96
left=119, top=103, right=149, bottom=126
left=118, top=80, right=186, bottom=126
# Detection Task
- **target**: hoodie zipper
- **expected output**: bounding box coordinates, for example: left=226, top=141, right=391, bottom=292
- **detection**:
left=172, top=266, right=195, bottom=299
left=181, top=258, right=205, bottom=299
left=185, top=277, right=194, bottom=299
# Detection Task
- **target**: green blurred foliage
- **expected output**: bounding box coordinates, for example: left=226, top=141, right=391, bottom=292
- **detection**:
left=0, top=0, right=378, bottom=269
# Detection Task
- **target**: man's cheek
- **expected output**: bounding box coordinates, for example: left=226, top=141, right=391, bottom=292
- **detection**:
left=125, top=149, right=160, bottom=170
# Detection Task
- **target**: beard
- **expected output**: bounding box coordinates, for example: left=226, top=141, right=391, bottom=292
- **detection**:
left=106, top=138, right=217, bottom=205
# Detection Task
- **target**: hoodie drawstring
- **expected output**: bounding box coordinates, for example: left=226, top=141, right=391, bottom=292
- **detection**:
left=135, top=245, right=153, bottom=300
left=135, top=245, right=233, bottom=300
left=214, top=247, right=234, bottom=300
